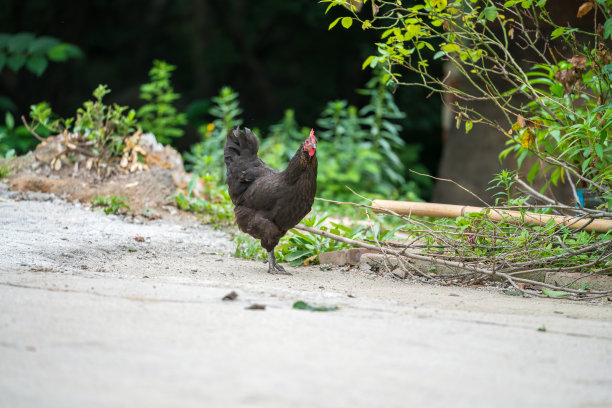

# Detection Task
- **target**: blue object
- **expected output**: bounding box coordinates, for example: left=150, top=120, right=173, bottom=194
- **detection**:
left=576, top=189, right=584, bottom=207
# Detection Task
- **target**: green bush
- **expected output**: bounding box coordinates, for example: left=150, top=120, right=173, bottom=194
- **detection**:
left=186, top=71, right=428, bottom=212
left=29, top=85, right=137, bottom=161
left=184, top=86, right=243, bottom=182
left=325, top=0, right=611, bottom=207
left=500, top=58, right=611, bottom=207
left=137, top=60, right=187, bottom=145
left=0, top=112, right=40, bottom=158
left=91, top=195, right=130, bottom=215
left=168, top=174, right=234, bottom=225
left=0, top=32, right=82, bottom=77
left=0, top=33, right=83, bottom=155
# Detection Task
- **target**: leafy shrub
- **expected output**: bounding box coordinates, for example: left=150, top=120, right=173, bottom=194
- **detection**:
left=500, top=58, right=611, bottom=207
left=184, top=86, right=243, bottom=182
left=186, top=72, right=428, bottom=204
left=0, top=112, right=39, bottom=158
left=232, top=233, right=267, bottom=260
left=137, top=60, right=187, bottom=145
left=259, top=108, right=306, bottom=169
left=30, top=85, right=137, bottom=160
left=326, top=0, right=611, bottom=207
left=0, top=33, right=83, bottom=155
left=0, top=32, right=82, bottom=77
left=277, top=215, right=359, bottom=266
left=169, top=174, right=234, bottom=225
left=91, top=195, right=130, bottom=214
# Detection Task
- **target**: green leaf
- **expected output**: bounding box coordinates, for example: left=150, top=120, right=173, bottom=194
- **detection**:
left=551, top=27, right=565, bottom=39
left=328, top=17, right=342, bottom=30
left=604, top=18, right=612, bottom=40
left=292, top=301, right=339, bottom=312
left=187, top=176, right=198, bottom=197
left=441, top=43, right=460, bottom=53
left=541, top=287, right=569, bottom=297
left=594, top=143, right=604, bottom=160
left=404, top=25, right=421, bottom=41
left=362, top=55, right=375, bottom=70
left=5, top=112, right=14, bottom=129
left=0, top=33, right=10, bottom=49
left=47, top=43, right=83, bottom=61
left=433, top=51, right=445, bottom=60
left=284, top=250, right=311, bottom=262
left=28, top=36, right=60, bottom=54
left=25, top=55, right=48, bottom=76
left=465, top=120, right=473, bottom=133
left=482, top=6, right=499, bottom=21
left=527, top=161, right=539, bottom=184
left=7, top=54, right=27, bottom=71
left=8, top=33, right=35, bottom=52
left=341, top=17, right=353, bottom=29
left=550, top=83, right=564, bottom=97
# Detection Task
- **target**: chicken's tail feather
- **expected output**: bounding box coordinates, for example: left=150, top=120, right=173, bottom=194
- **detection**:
left=224, top=127, right=259, bottom=167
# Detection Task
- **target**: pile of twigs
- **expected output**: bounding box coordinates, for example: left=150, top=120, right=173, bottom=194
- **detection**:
left=298, top=196, right=612, bottom=301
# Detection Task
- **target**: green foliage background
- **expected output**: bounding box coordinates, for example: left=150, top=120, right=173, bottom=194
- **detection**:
left=0, top=0, right=442, bottom=197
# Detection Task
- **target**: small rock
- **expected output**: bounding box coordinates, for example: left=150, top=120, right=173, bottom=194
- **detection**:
left=222, top=291, right=238, bottom=301
left=319, top=248, right=373, bottom=266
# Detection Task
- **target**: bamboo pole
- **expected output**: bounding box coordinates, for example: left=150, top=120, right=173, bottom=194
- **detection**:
left=371, top=200, right=612, bottom=233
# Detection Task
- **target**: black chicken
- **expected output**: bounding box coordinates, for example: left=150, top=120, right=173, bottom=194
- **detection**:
left=224, top=127, right=318, bottom=275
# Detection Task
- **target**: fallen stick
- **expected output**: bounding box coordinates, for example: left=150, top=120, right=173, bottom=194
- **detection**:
left=294, top=224, right=612, bottom=296
left=371, top=200, right=612, bottom=233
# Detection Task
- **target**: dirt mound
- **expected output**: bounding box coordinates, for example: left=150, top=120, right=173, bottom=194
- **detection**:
left=4, top=133, right=199, bottom=218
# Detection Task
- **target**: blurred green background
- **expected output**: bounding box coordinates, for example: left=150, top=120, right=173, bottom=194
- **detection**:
left=0, top=0, right=442, bottom=199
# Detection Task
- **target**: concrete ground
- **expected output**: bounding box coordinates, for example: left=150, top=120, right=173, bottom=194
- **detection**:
left=1, top=187, right=612, bottom=408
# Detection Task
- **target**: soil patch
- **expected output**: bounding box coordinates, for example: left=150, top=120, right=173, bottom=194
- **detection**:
left=3, top=133, right=199, bottom=218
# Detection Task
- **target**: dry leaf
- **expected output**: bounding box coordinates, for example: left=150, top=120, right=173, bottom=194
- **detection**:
left=577, top=2, right=593, bottom=18
left=86, top=158, right=94, bottom=170
left=555, top=69, right=577, bottom=87
left=568, top=55, right=587, bottom=69
left=51, top=158, right=62, bottom=171
left=517, top=114, right=526, bottom=128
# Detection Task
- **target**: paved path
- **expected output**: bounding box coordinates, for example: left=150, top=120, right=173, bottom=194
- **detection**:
left=1, top=190, right=612, bottom=407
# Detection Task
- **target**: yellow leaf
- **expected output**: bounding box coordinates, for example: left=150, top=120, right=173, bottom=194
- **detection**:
left=520, top=128, right=535, bottom=148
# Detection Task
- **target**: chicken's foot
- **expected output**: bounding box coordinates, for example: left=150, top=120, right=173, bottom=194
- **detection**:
left=267, top=251, right=291, bottom=275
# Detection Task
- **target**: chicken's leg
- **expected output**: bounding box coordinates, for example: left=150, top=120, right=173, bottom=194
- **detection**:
left=267, top=251, right=291, bottom=275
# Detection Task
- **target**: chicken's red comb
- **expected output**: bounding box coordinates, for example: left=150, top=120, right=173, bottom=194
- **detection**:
left=309, top=128, right=316, bottom=142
